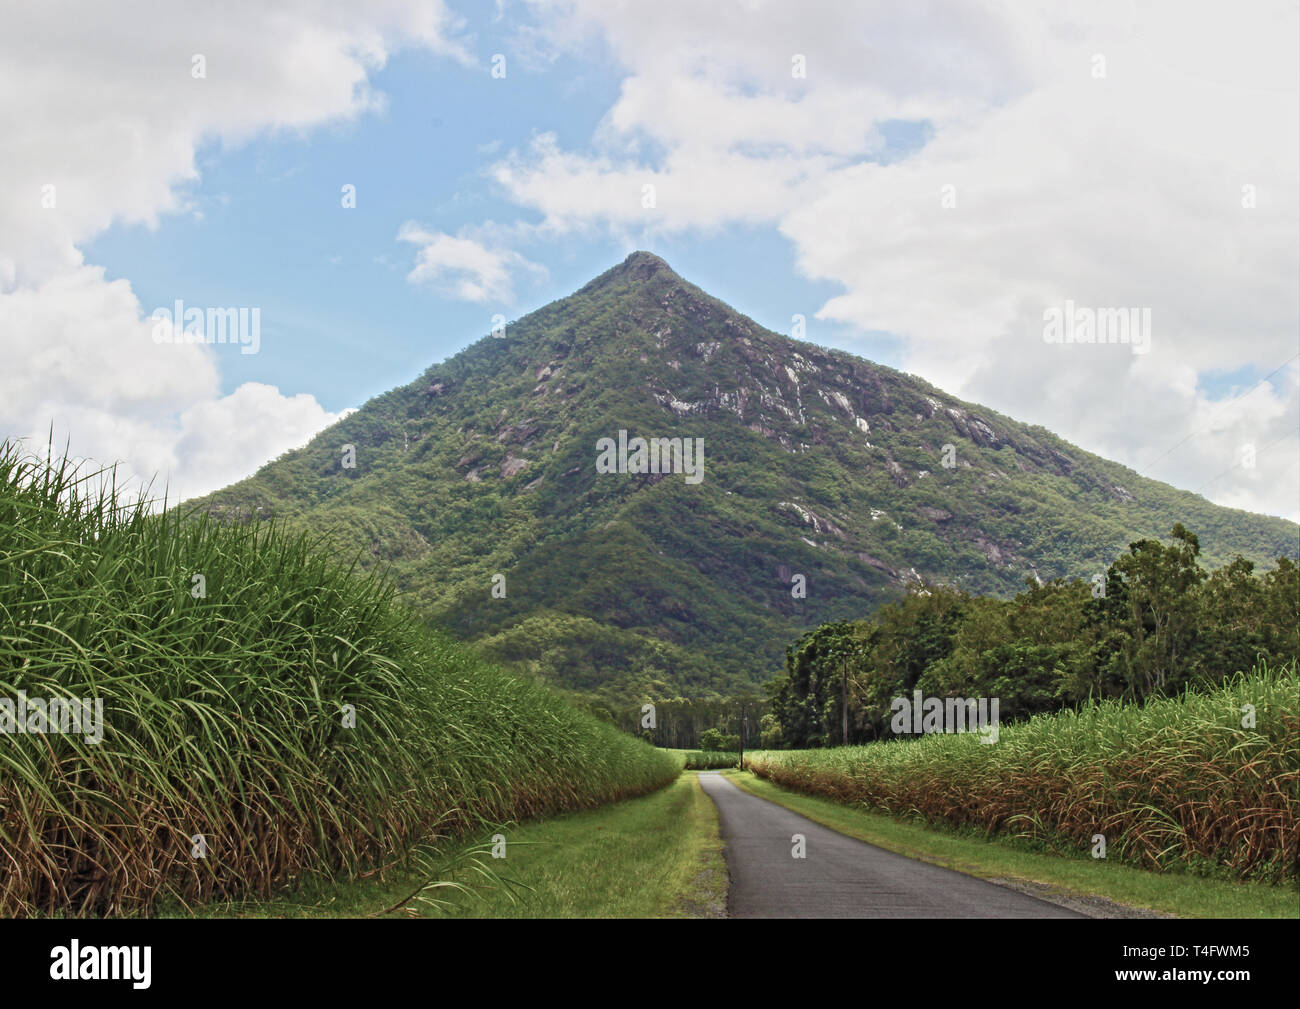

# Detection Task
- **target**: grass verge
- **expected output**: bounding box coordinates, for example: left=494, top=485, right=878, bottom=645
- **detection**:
left=180, top=773, right=725, bottom=918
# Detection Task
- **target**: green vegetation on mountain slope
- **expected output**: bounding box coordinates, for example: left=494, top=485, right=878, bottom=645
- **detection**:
left=0, top=441, right=678, bottom=917
left=189, top=252, right=1299, bottom=706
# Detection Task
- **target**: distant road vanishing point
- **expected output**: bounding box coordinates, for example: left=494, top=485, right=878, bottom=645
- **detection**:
left=698, top=773, right=1082, bottom=919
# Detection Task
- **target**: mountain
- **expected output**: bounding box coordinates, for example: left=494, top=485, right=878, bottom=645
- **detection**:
left=191, top=252, right=1299, bottom=703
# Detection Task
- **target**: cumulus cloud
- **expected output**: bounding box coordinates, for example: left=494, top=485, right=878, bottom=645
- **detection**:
left=0, top=0, right=468, bottom=503
left=495, top=0, right=1300, bottom=520
left=170, top=383, right=347, bottom=501
left=398, top=223, right=545, bottom=302
left=0, top=263, right=351, bottom=503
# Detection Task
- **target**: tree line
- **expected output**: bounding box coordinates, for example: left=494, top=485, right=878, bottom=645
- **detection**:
left=579, top=694, right=765, bottom=750
left=763, top=525, right=1298, bottom=748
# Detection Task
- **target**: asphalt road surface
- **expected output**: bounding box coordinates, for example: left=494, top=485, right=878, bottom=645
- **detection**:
left=698, top=772, right=1083, bottom=919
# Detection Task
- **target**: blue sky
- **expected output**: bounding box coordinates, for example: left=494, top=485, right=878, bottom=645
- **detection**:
left=83, top=40, right=924, bottom=415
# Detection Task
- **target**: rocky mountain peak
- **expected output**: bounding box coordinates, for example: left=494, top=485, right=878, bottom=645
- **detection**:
left=193, top=255, right=1299, bottom=699
left=579, top=250, right=681, bottom=296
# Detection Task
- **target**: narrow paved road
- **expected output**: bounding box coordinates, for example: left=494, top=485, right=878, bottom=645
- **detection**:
left=698, top=772, right=1082, bottom=918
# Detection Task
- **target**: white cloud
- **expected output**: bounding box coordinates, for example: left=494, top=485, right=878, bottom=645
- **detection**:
left=398, top=222, right=545, bottom=302
left=171, top=383, right=346, bottom=502
left=490, top=132, right=831, bottom=235
left=0, top=1, right=467, bottom=503
left=501, top=0, right=1300, bottom=520
left=0, top=264, right=349, bottom=503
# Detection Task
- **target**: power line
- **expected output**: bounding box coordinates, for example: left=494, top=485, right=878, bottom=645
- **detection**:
left=1136, top=352, right=1300, bottom=478
left=1189, top=429, right=1299, bottom=498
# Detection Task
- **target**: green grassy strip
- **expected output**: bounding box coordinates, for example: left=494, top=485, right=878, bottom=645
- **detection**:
left=179, top=773, right=725, bottom=918
left=723, top=770, right=1297, bottom=918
